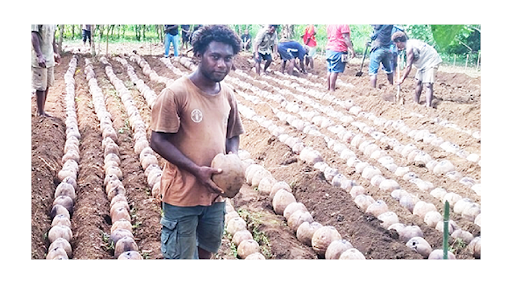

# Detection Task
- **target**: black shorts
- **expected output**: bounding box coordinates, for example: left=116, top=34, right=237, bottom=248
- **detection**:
left=82, top=29, right=91, bottom=42
left=182, top=30, right=190, bottom=42
left=254, top=52, right=272, bottom=63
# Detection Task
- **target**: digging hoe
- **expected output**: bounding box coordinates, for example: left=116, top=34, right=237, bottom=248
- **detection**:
left=355, top=43, right=370, bottom=77
left=395, top=54, right=404, bottom=105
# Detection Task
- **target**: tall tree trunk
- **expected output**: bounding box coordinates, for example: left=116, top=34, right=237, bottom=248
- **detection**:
left=58, top=24, right=64, bottom=55
left=91, top=25, right=96, bottom=56
left=158, top=25, right=163, bottom=43
left=96, top=25, right=106, bottom=55
left=135, top=25, right=141, bottom=41
left=282, top=24, right=292, bottom=39
left=106, top=25, right=114, bottom=56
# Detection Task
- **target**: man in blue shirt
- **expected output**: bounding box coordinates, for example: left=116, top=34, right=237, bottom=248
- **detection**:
left=368, top=25, right=394, bottom=88
left=277, top=39, right=307, bottom=75
left=164, top=25, right=179, bottom=58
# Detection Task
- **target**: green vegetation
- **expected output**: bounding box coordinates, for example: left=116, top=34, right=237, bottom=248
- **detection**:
left=228, top=234, right=239, bottom=257
left=57, top=24, right=163, bottom=43
left=450, top=237, right=467, bottom=253
left=57, top=24, right=480, bottom=68
left=407, top=24, right=480, bottom=67
left=101, top=231, right=115, bottom=252
left=443, top=200, right=450, bottom=259
left=141, top=250, right=152, bottom=259
left=219, top=230, right=238, bottom=258
left=238, top=208, right=274, bottom=259
left=118, top=118, right=130, bottom=134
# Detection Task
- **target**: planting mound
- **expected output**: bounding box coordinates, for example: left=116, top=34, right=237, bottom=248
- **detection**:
left=32, top=42, right=480, bottom=259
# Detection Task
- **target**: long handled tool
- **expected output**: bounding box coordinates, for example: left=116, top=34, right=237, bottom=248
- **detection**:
left=355, top=43, right=370, bottom=77
left=395, top=53, right=404, bottom=104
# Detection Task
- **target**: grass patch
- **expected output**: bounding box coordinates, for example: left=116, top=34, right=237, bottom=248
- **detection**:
left=118, top=118, right=130, bottom=134
left=101, top=231, right=115, bottom=253
left=450, top=238, right=467, bottom=253
left=238, top=209, right=273, bottom=259
left=220, top=230, right=238, bottom=258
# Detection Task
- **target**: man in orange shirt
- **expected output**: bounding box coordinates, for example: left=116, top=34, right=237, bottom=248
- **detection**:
left=302, top=24, right=317, bottom=70
left=150, top=25, right=245, bottom=259
left=325, top=24, right=355, bottom=92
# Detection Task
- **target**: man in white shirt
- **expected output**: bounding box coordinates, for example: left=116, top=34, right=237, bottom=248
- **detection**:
left=253, top=25, right=278, bottom=75
left=393, top=31, right=442, bottom=107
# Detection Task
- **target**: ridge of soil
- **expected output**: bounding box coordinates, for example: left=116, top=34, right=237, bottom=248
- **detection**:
left=32, top=42, right=480, bottom=260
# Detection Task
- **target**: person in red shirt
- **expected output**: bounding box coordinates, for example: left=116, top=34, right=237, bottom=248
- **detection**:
left=325, top=25, right=355, bottom=92
left=302, top=24, right=317, bottom=70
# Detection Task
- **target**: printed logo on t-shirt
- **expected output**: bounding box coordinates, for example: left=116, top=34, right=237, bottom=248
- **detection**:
left=191, top=109, right=203, bottom=123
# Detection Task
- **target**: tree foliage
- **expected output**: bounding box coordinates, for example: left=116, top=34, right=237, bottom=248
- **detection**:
left=404, top=25, right=435, bottom=45
left=447, top=25, right=480, bottom=54
left=430, top=25, right=464, bottom=51
left=55, top=24, right=480, bottom=66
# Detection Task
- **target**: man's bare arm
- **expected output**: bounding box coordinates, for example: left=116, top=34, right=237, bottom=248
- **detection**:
left=150, top=131, right=223, bottom=194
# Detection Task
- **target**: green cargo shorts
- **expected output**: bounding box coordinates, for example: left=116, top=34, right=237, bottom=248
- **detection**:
left=160, top=201, right=226, bottom=259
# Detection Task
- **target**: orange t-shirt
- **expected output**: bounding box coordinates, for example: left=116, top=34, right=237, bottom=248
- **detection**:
left=151, top=76, right=245, bottom=206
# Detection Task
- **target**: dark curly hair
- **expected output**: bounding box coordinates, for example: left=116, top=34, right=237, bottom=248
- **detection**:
left=391, top=31, right=408, bottom=43
left=191, top=25, right=241, bottom=55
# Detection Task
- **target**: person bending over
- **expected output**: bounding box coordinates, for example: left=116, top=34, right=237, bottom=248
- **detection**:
left=392, top=31, right=442, bottom=107
left=253, top=25, right=278, bottom=75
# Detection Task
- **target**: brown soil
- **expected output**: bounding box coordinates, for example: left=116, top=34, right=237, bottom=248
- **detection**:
left=32, top=42, right=480, bottom=260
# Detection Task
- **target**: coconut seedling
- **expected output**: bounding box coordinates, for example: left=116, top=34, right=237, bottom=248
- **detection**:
left=443, top=200, right=449, bottom=259
left=211, top=153, right=245, bottom=198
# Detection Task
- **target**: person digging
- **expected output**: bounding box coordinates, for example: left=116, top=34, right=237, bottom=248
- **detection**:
left=392, top=31, right=442, bottom=107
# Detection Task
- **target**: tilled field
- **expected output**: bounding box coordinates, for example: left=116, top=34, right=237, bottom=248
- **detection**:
left=31, top=43, right=480, bottom=260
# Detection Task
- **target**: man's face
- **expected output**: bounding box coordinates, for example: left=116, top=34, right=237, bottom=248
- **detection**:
left=395, top=41, right=406, bottom=50
left=199, top=41, right=234, bottom=82
left=268, top=26, right=276, bottom=34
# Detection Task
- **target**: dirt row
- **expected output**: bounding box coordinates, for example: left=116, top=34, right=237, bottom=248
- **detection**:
left=32, top=52, right=163, bottom=259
